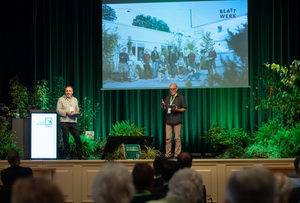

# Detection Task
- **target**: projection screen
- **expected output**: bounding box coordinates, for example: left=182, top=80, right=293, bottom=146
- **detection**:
left=102, top=0, right=248, bottom=89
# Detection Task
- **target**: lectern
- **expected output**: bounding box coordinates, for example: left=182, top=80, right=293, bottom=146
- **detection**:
left=29, top=110, right=58, bottom=159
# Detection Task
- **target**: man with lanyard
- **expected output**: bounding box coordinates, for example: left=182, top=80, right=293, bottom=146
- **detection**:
left=56, top=86, right=87, bottom=160
left=161, top=83, right=187, bottom=159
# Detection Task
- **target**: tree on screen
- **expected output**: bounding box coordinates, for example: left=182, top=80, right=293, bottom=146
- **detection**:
left=132, top=14, right=170, bottom=33
left=226, top=23, right=248, bottom=63
left=102, top=4, right=117, bottom=21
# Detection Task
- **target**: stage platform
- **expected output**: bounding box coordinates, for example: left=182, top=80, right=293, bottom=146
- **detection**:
left=0, top=158, right=295, bottom=203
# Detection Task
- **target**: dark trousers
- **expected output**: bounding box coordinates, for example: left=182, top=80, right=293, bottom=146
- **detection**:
left=61, top=122, right=83, bottom=157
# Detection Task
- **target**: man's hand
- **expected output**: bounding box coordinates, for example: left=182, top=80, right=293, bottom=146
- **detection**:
left=66, top=111, right=73, bottom=116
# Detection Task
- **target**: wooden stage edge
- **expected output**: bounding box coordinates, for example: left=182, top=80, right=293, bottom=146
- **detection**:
left=0, top=158, right=296, bottom=203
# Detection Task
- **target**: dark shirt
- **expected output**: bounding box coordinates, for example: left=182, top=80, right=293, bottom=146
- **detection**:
left=150, top=176, right=167, bottom=199
left=142, top=53, right=151, bottom=65
left=168, top=53, right=177, bottom=64
left=164, top=94, right=187, bottom=125
left=208, top=50, right=217, bottom=59
left=188, top=53, right=196, bottom=62
left=1, top=165, right=33, bottom=186
left=119, top=52, right=129, bottom=63
left=151, top=51, right=159, bottom=62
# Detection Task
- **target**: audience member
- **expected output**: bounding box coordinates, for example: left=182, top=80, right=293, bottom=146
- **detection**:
left=177, top=152, right=206, bottom=203
left=225, top=166, right=276, bottom=203
left=147, top=168, right=203, bottom=203
left=177, top=152, right=192, bottom=168
left=151, top=156, right=168, bottom=199
left=153, top=160, right=180, bottom=198
left=274, top=172, right=292, bottom=203
left=11, top=177, right=65, bottom=203
left=92, top=162, right=135, bottom=203
left=1, top=151, right=33, bottom=186
left=288, top=156, right=300, bottom=203
left=131, top=163, right=159, bottom=203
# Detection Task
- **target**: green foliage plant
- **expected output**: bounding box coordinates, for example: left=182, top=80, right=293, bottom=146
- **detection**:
left=111, top=120, right=145, bottom=136
left=243, top=119, right=300, bottom=158
left=206, top=124, right=251, bottom=158
left=102, top=26, right=119, bottom=74
left=105, top=144, right=126, bottom=161
left=256, top=60, right=300, bottom=125
left=77, top=97, right=100, bottom=134
left=49, top=76, right=65, bottom=109
left=8, top=76, right=29, bottom=118
left=0, top=116, right=24, bottom=159
left=139, top=146, right=162, bottom=159
left=69, top=135, right=106, bottom=159
left=30, top=79, right=50, bottom=110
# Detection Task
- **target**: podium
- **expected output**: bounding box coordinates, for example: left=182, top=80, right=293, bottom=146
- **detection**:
left=29, top=110, right=58, bottom=159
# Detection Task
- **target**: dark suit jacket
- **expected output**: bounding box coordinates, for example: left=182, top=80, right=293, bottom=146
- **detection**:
left=1, top=165, right=33, bottom=186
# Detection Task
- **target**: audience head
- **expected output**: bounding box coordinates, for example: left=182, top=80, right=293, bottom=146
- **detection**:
left=225, top=166, right=276, bottom=203
left=161, top=160, right=180, bottom=183
left=153, top=155, right=167, bottom=177
left=7, top=151, right=20, bottom=166
left=274, top=172, right=292, bottom=203
left=132, top=162, right=154, bottom=192
left=177, top=152, right=192, bottom=168
left=166, top=168, right=203, bottom=203
left=92, top=162, right=135, bottom=203
left=294, top=156, right=300, bottom=176
left=11, top=177, right=65, bottom=203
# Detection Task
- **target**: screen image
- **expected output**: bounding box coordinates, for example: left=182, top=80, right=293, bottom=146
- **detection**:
left=30, top=113, right=58, bottom=159
left=102, top=0, right=248, bottom=89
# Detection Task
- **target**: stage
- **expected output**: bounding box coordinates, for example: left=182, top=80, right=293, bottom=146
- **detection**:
left=0, top=158, right=295, bottom=203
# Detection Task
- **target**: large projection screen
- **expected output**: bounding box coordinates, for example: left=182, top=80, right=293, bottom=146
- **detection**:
left=102, top=0, right=248, bottom=89
left=30, top=112, right=58, bottom=159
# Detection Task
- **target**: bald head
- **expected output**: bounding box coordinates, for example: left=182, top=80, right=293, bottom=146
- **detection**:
left=177, top=152, right=192, bottom=168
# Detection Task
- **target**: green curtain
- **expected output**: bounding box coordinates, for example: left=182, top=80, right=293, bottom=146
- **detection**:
left=31, top=0, right=300, bottom=154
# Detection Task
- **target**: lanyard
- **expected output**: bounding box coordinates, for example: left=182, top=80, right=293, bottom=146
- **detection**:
left=170, top=94, right=177, bottom=105
left=133, top=191, right=152, bottom=197
left=65, top=98, right=73, bottom=107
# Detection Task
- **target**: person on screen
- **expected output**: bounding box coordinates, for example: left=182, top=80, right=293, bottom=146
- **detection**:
left=56, top=86, right=87, bottom=160
left=1, top=151, right=33, bottom=186
left=187, top=49, right=196, bottom=69
left=128, top=50, right=139, bottom=81
left=118, top=47, right=129, bottom=74
left=142, top=49, right=152, bottom=79
left=183, top=47, right=189, bottom=64
left=168, top=48, right=178, bottom=78
left=176, top=56, right=185, bottom=75
left=151, top=46, right=160, bottom=78
left=208, top=47, right=217, bottom=74
left=157, top=55, right=169, bottom=82
left=161, top=83, right=187, bottom=159
left=195, top=50, right=201, bottom=70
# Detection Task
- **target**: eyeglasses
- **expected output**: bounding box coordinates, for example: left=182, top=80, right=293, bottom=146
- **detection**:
left=169, top=88, right=177, bottom=91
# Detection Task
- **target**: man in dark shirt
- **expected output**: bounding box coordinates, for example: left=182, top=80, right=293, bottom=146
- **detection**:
left=1, top=151, right=33, bottom=186
left=161, top=83, right=187, bottom=158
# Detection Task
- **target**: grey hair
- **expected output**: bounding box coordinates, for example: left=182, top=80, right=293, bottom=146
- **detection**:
left=92, top=162, right=135, bottom=203
left=166, top=168, right=203, bottom=203
left=226, top=166, right=275, bottom=203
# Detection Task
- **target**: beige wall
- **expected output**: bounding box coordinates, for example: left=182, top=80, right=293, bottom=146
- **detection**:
left=0, top=159, right=295, bottom=203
